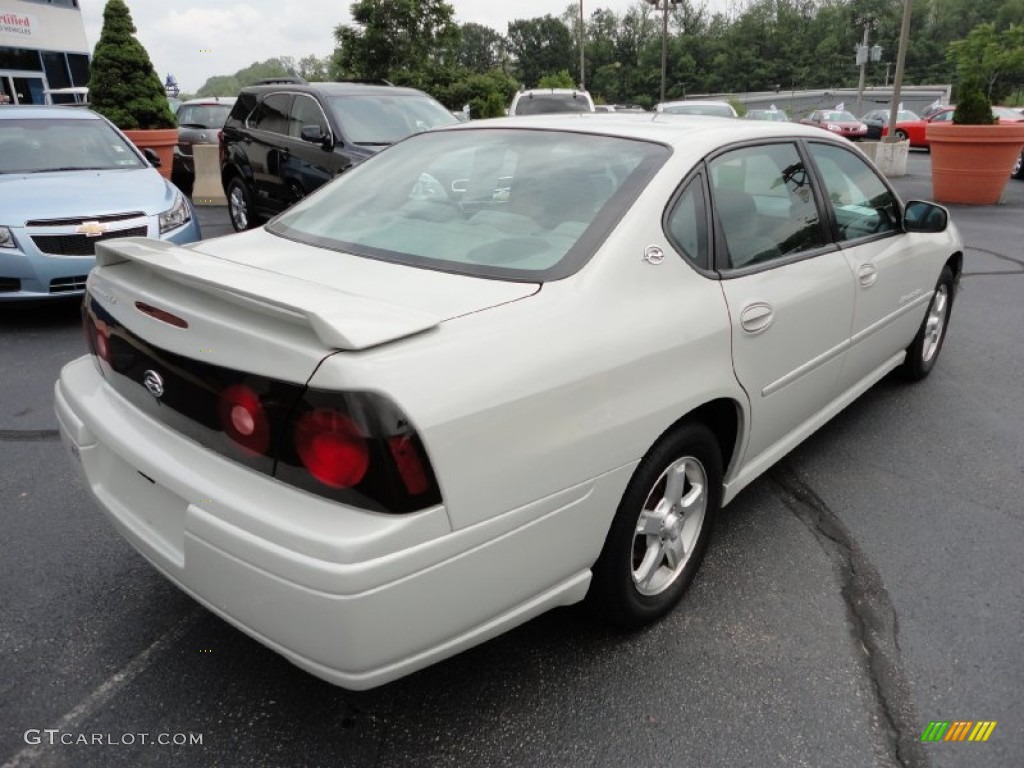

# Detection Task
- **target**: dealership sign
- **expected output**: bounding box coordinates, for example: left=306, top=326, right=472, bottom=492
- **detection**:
left=0, top=10, right=36, bottom=39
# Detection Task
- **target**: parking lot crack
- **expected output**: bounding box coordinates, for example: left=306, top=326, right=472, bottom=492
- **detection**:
left=769, top=463, right=928, bottom=768
left=0, top=429, right=60, bottom=442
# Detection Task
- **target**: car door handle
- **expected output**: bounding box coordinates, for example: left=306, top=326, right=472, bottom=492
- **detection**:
left=858, top=263, right=879, bottom=287
left=739, top=302, right=774, bottom=334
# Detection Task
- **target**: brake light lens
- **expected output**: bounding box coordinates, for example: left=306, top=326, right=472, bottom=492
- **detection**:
left=388, top=436, right=429, bottom=495
left=294, top=409, right=369, bottom=488
left=218, top=384, right=271, bottom=455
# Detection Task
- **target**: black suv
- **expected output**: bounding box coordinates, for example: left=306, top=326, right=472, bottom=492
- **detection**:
left=220, top=80, right=458, bottom=231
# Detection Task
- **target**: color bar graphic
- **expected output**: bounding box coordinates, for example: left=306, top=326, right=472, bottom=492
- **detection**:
left=921, top=720, right=996, bottom=742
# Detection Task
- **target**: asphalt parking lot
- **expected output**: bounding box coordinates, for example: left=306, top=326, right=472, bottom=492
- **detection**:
left=1, top=152, right=1021, bottom=768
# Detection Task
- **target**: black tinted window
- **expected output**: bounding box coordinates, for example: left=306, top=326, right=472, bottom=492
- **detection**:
left=290, top=94, right=329, bottom=138
left=251, top=94, right=292, bottom=134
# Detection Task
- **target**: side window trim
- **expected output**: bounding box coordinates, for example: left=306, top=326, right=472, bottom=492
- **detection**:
left=802, top=139, right=904, bottom=248
left=661, top=168, right=716, bottom=276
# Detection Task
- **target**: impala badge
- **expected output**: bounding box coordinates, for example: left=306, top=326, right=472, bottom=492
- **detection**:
left=75, top=221, right=110, bottom=238
left=143, top=370, right=165, bottom=398
left=643, top=245, right=665, bottom=265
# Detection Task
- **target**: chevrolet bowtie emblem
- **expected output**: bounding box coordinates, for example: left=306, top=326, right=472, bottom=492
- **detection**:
left=75, top=221, right=109, bottom=237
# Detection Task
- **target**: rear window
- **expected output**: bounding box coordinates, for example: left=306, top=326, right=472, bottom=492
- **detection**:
left=268, top=128, right=668, bottom=281
left=0, top=118, right=144, bottom=173
left=663, top=103, right=735, bottom=117
left=176, top=103, right=233, bottom=128
left=513, top=94, right=592, bottom=115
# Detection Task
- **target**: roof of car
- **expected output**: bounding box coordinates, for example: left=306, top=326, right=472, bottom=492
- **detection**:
left=657, top=100, right=733, bottom=109
left=0, top=105, right=101, bottom=120
left=238, top=82, right=428, bottom=97
left=443, top=112, right=840, bottom=152
left=180, top=96, right=237, bottom=105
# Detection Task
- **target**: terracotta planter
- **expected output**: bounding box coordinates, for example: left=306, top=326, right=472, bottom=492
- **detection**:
left=926, top=123, right=1024, bottom=204
left=123, top=128, right=178, bottom=181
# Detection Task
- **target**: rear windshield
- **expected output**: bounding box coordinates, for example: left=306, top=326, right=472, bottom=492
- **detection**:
left=662, top=103, right=734, bottom=117
left=176, top=103, right=232, bottom=128
left=0, top=118, right=144, bottom=173
left=513, top=94, right=592, bottom=115
left=268, top=128, right=668, bottom=281
left=325, top=93, right=458, bottom=145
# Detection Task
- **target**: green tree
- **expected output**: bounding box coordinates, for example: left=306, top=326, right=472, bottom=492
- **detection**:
left=331, top=0, right=461, bottom=81
left=196, top=58, right=297, bottom=97
left=948, top=23, right=1024, bottom=101
left=458, top=22, right=506, bottom=73
left=537, top=69, right=576, bottom=89
left=506, top=15, right=575, bottom=87
left=87, top=0, right=176, bottom=129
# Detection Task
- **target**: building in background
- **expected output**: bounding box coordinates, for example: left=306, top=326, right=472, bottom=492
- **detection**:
left=0, top=0, right=89, bottom=105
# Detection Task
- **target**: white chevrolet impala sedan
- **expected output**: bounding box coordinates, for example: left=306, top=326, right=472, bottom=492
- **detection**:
left=56, top=115, right=961, bottom=689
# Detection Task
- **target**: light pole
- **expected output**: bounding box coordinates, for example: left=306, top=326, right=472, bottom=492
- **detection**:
left=645, top=0, right=682, bottom=105
left=579, top=1, right=586, bottom=90
left=854, top=17, right=882, bottom=116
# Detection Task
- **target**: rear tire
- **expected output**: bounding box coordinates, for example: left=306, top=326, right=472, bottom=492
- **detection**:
left=227, top=177, right=257, bottom=232
left=589, top=421, right=722, bottom=628
left=900, top=265, right=954, bottom=381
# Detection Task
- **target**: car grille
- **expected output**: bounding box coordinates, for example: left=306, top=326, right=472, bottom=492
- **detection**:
left=31, top=227, right=148, bottom=257
left=25, top=212, right=145, bottom=227
left=50, top=275, right=89, bottom=293
left=0, top=277, right=21, bottom=293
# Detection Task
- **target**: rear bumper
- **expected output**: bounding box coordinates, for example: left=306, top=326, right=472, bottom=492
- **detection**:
left=56, top=356, right=614, bottom=689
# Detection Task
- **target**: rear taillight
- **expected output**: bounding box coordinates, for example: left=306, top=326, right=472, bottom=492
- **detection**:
left=294, top=409, right=369, bottom=488
left=277, top=389, right=442, bottom=514
left=218, top=384, right=271, bottom=455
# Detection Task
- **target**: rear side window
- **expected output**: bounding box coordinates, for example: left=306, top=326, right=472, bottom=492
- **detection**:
left=665, top=177, right=709, bottom=268
left=249, top=94, right=292, bottom=135
left=709, top=143, right=826, bottom=269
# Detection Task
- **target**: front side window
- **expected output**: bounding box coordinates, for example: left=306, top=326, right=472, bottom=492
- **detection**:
left=289, top=94, right=328, bottom=138
left=808, top=143, right=899, bottom=242
left=709, top=143, right=826, bottom=269
left=268, top=129, right=668, bottom=281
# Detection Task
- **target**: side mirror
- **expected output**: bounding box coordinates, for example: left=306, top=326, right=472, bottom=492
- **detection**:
left=142, top=147, right=161, bottom=167
left=300, top=125, right=332, bottom=149
left=903, top=200, right=949, bottom=233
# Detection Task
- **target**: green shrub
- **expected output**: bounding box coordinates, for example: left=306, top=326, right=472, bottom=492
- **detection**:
left=953, top=87, right=997, bottom=125
left=88, top=0, right=176, bottom=130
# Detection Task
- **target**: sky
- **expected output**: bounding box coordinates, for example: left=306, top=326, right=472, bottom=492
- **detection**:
left=78, top=0, right=725, bottom=93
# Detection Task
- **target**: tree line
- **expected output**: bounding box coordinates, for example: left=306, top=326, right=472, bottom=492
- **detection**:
left=196, top=0, right=1024, bottom=114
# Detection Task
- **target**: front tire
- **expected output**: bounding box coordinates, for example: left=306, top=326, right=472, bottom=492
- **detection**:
left=901, top=265, right=954, bottom=381
left=1012, top=150, right=1024, bottom=180
left=895, top=129, right=909, bottom=142
left=227, top=177, right=257, bottom=232
left=589, top=422, right=722, bottom=627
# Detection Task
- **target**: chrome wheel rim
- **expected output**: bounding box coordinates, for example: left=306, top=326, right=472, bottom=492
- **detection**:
left=1013, top=153, right=1023, bottom=178
left=922, top=284, right=949, bottom=363
left=229, top=186, right=248, bottom=230
left=631, top=456, right=708, bottom=596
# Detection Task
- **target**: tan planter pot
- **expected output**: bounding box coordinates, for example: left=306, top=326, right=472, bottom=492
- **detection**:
left=926, top=123, right=1024, bottom=204
left=123, top=128, right=178, bottom=181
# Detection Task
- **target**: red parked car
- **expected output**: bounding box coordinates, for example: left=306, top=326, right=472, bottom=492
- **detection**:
left=879, top=106, right=1024, bottom=151
left=800, top=109, right=867, bottom=140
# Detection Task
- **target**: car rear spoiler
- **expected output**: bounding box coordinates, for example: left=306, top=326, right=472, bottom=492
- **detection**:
left=94, top=238, right=441, bottom=351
